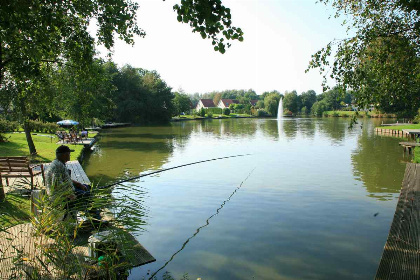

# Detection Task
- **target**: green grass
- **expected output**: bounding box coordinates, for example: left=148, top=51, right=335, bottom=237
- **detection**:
left=414, top=147, right=420, bottom=163
left=324, top=110, right=359, bottom=116
left=0, top=194, right=31, bottom=227
left=378, top=124, right=420, bottom=131
left=0, top=133, right=84, bottom=163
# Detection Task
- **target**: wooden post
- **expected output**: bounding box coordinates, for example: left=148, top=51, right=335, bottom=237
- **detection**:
left=0, top=174, right=4, bottom=202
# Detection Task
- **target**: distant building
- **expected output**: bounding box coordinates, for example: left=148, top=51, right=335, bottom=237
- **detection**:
left=196, top=99, right=215, bottom=111
left=216, top=99, right=240, bottom=109
left=249, top=100, right=258, bottom=107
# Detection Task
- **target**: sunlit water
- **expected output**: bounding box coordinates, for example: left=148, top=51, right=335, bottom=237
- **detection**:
left=82, top=118, right=409, bottom=280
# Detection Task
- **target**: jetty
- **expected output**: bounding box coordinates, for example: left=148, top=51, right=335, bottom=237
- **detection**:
left=375, top=163, right=420, bottom=279
left=101, top=123, right=131, bottom=129
left=375, top=128, right=410, bottom=138
left=399, top=142, right=420, bottom=155
left=0, top=160, right=155, bottom=279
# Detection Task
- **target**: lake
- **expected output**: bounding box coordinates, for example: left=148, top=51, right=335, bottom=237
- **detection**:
left=82, top=118, right=408, bottom=280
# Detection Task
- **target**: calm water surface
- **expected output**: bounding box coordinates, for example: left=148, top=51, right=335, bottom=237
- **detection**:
left=83, top=118, right=409, bottom=280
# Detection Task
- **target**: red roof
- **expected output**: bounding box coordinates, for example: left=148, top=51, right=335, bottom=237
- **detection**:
left=199, top=99, right=215, bottom=107
left=249, top=100, right=258, bottom=106
left=220, top=99, right=239, bottom=107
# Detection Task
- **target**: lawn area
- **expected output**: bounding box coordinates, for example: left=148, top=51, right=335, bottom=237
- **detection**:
left=378, top=124, right=420, bottom=131
left=0, top=133, right=84, bottom=163
left=324, top=110, right=360, bottom=116
left=0, top=194, right=31, bottom=227
left=415, top=147, right=420, bottom=163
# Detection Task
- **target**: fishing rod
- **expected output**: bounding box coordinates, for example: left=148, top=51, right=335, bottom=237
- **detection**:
left=98, top=154, right=252, bottom=189
left=148, top=167, right=256, bottom=280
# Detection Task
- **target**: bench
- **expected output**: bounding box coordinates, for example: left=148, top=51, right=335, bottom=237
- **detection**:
left=0, top=156, right=45, bottom=190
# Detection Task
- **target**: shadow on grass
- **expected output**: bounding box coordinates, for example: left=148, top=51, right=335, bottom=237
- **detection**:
left=0, top=141, right=27, bottom=157
left=0, top=194, right=31, bottom=228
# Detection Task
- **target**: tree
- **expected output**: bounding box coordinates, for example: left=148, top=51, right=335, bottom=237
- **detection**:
left=174, top=0, right=244, bottom=54
left=307, top=0, right=420, bottom=117
left=173, top=92, right=192, bottom=116
left=213, top=93, right=222, bottom=107
left=324, top=87, right=342, bottom=111
left=111, top=65, right=174, bottom=123
left=300, top=90, right=317, bottom=111
left=264, top=93, right=281, bottom=116
left=283, top=91, right=300, bottom=114
left=1, top=0, right=243, bottom=154
left=53, top=59, right=115, bottom=127
left=311, top=100, right=329, bottom=116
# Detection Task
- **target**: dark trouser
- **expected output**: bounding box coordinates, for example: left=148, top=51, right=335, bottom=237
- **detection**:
left=66, top=184, right=101, bottom=221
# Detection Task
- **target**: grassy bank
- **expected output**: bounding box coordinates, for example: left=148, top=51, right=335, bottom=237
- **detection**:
left=414, top=147, right=420, bottom=163
left=0, top=132, right=85, bottom=163
left=323, top=110, right=396, bottom=118
left=0, top=132, right=91, bottom=227
left=378, top=124, right=420, bottom=131
left=0, top=194, right=32, bottom=227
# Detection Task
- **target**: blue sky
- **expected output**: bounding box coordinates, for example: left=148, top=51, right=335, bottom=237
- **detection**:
left=95, top=0, right=349, bottom=95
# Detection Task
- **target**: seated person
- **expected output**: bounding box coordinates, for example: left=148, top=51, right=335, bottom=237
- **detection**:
left=45, top=145, right=101, bottom=220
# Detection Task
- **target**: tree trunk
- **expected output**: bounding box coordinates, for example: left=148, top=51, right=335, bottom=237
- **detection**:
left=0, top=183, right=5, bottom=202
left=24, top=121, right=37, bottom=155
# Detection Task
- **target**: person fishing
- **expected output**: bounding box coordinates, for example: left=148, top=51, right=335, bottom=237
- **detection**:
left=44, top=145, right=101, bottom=221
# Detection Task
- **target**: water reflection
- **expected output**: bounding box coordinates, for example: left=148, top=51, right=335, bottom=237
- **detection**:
left=148, top=168, right=255, bottom=279
left=83, top=124, right=194, bottom=184
left=190, top=119, right=258, bottom=138
left=260, top=118, right=298, bottom=140
left=317, top=118, right=348, bottom=145
left=351, top=120, right=406, bottom=200
left=82, top=118, right=409, bottom=280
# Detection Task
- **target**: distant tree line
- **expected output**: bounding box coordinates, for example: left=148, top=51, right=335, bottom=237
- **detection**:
left=185, top=88, right=355, bottom=117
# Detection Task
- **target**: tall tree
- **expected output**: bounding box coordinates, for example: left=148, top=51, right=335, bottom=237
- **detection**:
left=0, top=0, right=141, bottom=154
left=307, top=0, right=420, bottom=117
left=300, top=90, right=317, bottom=111
left=54, top=59, right=115, bottom=126
left=264, top=92, right=281, bottom=116
left=173, top=92, right=192, bottom=116
left=112, top=66, right=174, bottom=123
left=1, top=0, right=243, bottom=154
left=213, top=93, right=222, bottom=106
left=283, top=90, right=300, bottom=114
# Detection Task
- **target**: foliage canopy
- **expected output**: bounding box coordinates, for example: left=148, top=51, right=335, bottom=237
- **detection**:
left=307, top=0, right=420, bottom=117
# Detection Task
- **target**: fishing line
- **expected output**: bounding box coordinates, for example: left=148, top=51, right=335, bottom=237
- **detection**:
left=148, top=167, right=256, bottom=280
left=99, top=154, right=251, bottom=189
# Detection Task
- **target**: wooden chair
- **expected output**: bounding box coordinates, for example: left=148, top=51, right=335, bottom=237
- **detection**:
left=0, top=156, right=45, bottom=190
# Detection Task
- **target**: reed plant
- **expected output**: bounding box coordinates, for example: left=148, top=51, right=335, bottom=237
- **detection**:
left=0, top=178, right=147, bottom=279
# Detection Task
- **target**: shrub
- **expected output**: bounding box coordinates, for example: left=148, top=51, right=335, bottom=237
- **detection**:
left=342, top=113, right=349, bottom=118
left=223, top=108, right=230, bottom=115
left=332, top=112, right=339, bottom=117
left=256, top=109, right=269, bottom=117
left=26, top=120, right=59, bottom=133
left=207, top=107, right=222, bottom=114
left=284, top=110, right=293, bottom=116
left=207, top=112, right=213, bottom=118
left=0, top=119, right=19, bottom=133
left=199, top=108, right=206, bottom=117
